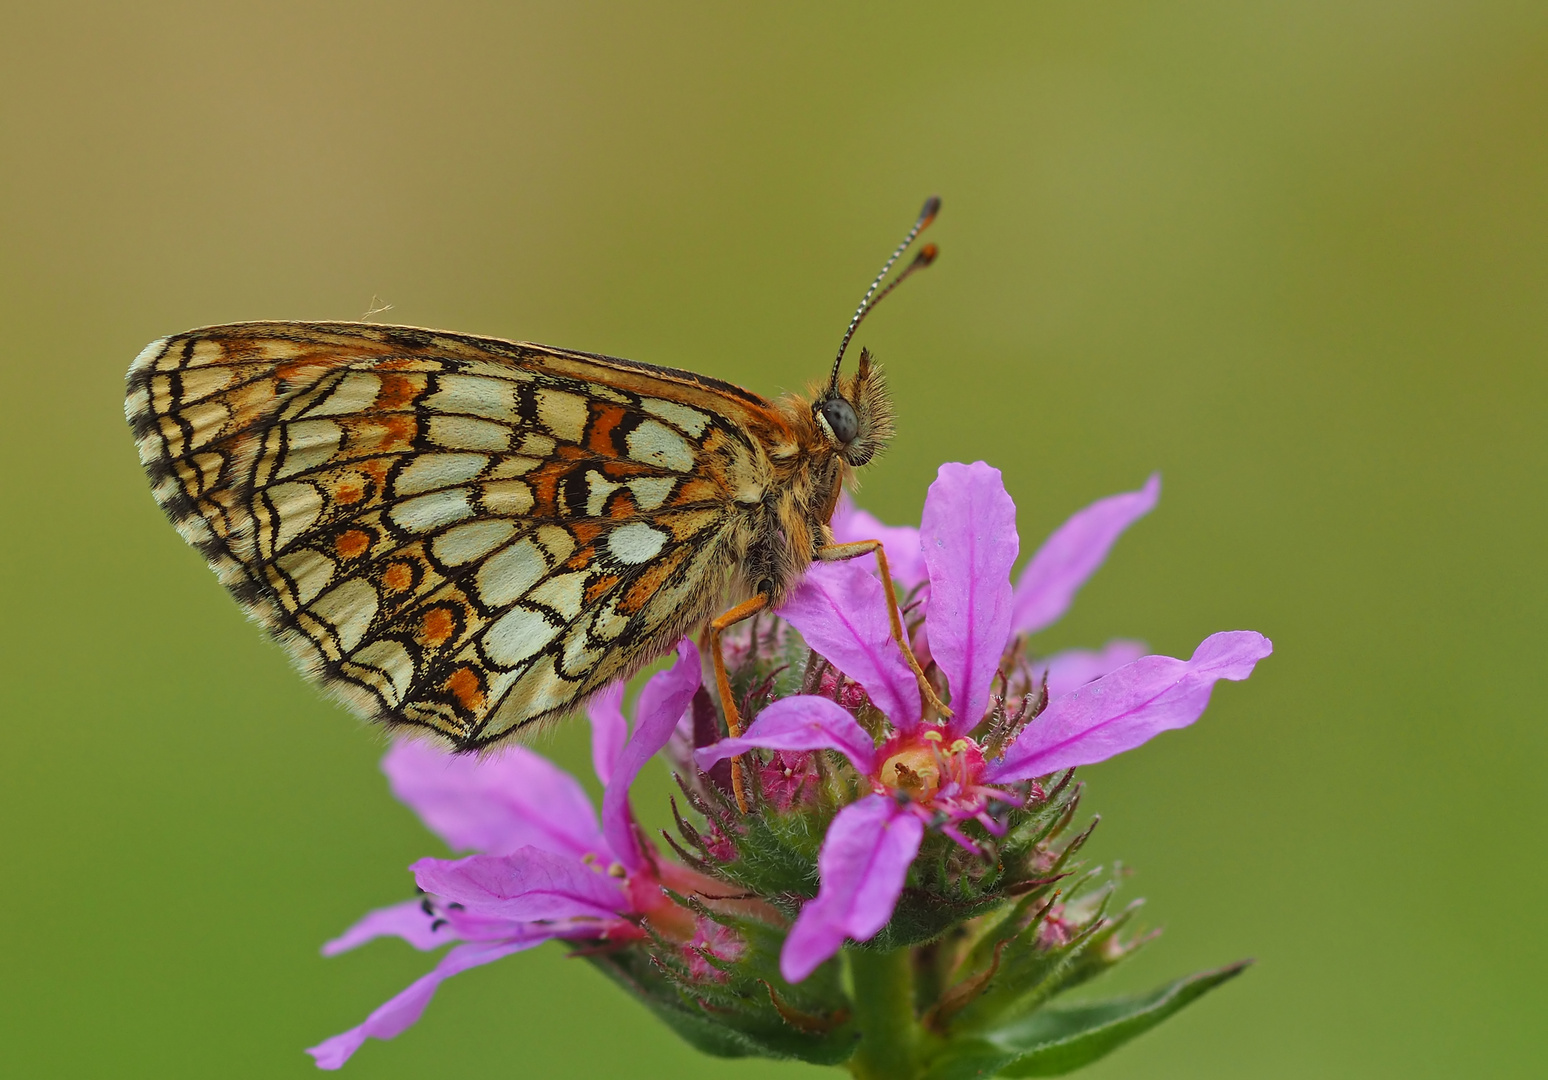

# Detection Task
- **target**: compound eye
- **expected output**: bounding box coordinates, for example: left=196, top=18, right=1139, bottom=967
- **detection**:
left=820, top=398, right=859, bottom=444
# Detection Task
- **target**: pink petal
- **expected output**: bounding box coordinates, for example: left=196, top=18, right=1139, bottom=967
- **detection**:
left=695, top=695, right=878, bottom=776
left=1011, top=474, right=1160, bottom=636
left=382, top=739, right=605, bottom=861
left=920, top=462, right=1020, bottom=736
left=1041, top=639, right=1149, bottom=698
left=780, top=795, right=925, bottom=983
left=662, top=685, right=709, bottom=779
left=830, top=492, right=928, bottom=590
left=587, top=681, right=628, bottom=787
left=411, top=847, right=627, bottom=921
left=987, top=630, right=1272, bottom=782
left=306, top=936, right=545, bottom=1069
left=601, top=639, right=701, bottom=871
left=439, top=906, right=542, bottom=943
left=779, top=560, right=922, bottom=730
left=321, top=899, right=455, bottom=956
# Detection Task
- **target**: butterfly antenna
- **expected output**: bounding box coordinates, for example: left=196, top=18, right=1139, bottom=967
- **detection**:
left=829, top=195, right=941, bottom=392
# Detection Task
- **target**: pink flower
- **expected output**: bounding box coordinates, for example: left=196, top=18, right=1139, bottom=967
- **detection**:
left=307, top=462, right=1267, bottom=1070
left=307, top=641, right=749, bottom=1069
left=697, top=464, right=1270, bottom=982
left=832, top=472, right=1162, bottom=693
left=830, top=490, right=930, bottom=591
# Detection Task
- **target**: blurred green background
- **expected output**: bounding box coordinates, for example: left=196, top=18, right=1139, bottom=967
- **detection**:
left=2, top=2, right=1544, bottom=1076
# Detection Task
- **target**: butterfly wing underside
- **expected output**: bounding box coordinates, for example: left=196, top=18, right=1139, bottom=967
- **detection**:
left=126, top=322, right=777, bottom=748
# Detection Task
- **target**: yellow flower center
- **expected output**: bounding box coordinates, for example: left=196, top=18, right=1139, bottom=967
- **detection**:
left=880, top=744, right=942, bottom=798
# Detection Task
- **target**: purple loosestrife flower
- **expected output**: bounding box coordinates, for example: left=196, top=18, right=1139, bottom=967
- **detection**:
left=831, top=472, right=1160, bottom=686
left=307, top=641, right=770, bottom=1069
left=311, top=461, right=1268, bottom=1078
left=699, top=464, right=1270, bottom=981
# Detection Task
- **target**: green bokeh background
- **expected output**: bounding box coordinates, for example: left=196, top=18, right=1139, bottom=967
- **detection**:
left=3, top=3, right=1543, bottom=1076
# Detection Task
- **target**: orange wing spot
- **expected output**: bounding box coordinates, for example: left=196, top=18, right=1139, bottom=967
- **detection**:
left=620, top=545, right=689, bottom=614
left=359, top=458, right=391, bottom=484
left=334, top=529, right=371, bottom=559
left=334, top=481, right=364, bottom=505
left=382, top=562, right=415, bottom=592
left=444, top=666, right=486, bottom=713
left=570, top=521, right=602, bottom=543
left=565, top=545, right=595, bottom=571
left=347, top=415, right=419, bottom=454
left=585, top=573, right=621, bottom=604
left=525, top=462, right=564, bottom=516
left=673, top=479, right=721, bottom=505
left=419, top=606, right=457, bottom=646
left=586, top=404, right=628, bottom=455
left=381, top=415, right=417, bottom=449
left=605, top=489, right=639, bottom=519
left=599, top=459, right=656, bottom=480
left=275, top=360, right=331, bottom=384
left=374, top=373, right=423, bottom=410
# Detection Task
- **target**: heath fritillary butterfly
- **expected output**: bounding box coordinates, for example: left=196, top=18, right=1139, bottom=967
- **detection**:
left=126, top=199, right=944, bottom=804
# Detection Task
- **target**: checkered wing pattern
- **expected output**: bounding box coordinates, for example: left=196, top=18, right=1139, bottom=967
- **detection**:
left=126, top=322, right=780, bottom=748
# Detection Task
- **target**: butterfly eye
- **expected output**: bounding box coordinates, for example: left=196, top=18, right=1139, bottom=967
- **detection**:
left=819, top=398, right=859, bottom=445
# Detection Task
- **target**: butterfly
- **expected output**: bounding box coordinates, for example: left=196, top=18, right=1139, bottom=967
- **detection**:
left=125, top=198, right=944, bottom=798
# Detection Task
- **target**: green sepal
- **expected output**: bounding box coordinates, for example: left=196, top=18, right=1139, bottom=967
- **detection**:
left=949, top=882, right=1123, bottom=1032
left=919, top=962, right=1251, bottom=1080
left=580, top=935, right=859, bottom=1066
left=726, top=620, right=813, bottom=716
left=996, top=773, right=1082, bottom=871
left=586, top=888, right=858, bottom=1066
left=579, top=949, right=761, bottom=1060
left=714, top=801, right=831, bottom=906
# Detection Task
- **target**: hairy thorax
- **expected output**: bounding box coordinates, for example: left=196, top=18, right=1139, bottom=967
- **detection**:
left=723, top=393, right=848, bottom=609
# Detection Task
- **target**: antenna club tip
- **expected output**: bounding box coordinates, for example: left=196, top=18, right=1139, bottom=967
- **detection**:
left=920, top=195, right=942, bottom=225
left=917, top=243, right=939, bottom=266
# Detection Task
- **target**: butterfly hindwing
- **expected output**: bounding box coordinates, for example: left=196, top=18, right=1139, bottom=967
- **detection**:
left=127, top=322, right=776, bottom=747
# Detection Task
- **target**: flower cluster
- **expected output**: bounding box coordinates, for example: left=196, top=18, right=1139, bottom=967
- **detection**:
left=309, top=464, right=1270, bottom=1077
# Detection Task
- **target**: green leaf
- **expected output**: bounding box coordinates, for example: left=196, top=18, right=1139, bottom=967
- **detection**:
left=921, top=962, right=1250, bottom=1080
left=635, top=998, right=764, bottom=1060
left=994, top=961, right=1249, bottom=1076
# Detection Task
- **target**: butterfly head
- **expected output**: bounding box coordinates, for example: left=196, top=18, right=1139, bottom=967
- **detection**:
left=813, top=348, right=894, bottom=466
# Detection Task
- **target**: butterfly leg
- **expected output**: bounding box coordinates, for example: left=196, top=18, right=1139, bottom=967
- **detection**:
left=708, top=594, right=768, bottom=813
left=815, top=540, right=952, bottom=721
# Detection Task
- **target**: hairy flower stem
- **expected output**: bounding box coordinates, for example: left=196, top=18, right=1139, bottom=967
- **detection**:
left=846, top=946, right=921, bottom=1079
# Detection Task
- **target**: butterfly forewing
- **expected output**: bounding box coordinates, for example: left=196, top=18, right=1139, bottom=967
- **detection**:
left=127, top=322, right=781, bottom=748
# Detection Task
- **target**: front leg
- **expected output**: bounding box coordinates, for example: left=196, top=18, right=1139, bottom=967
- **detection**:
left=706, top=594, right=768, bottom=813
left=815, top=540, right=951, bottom=721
